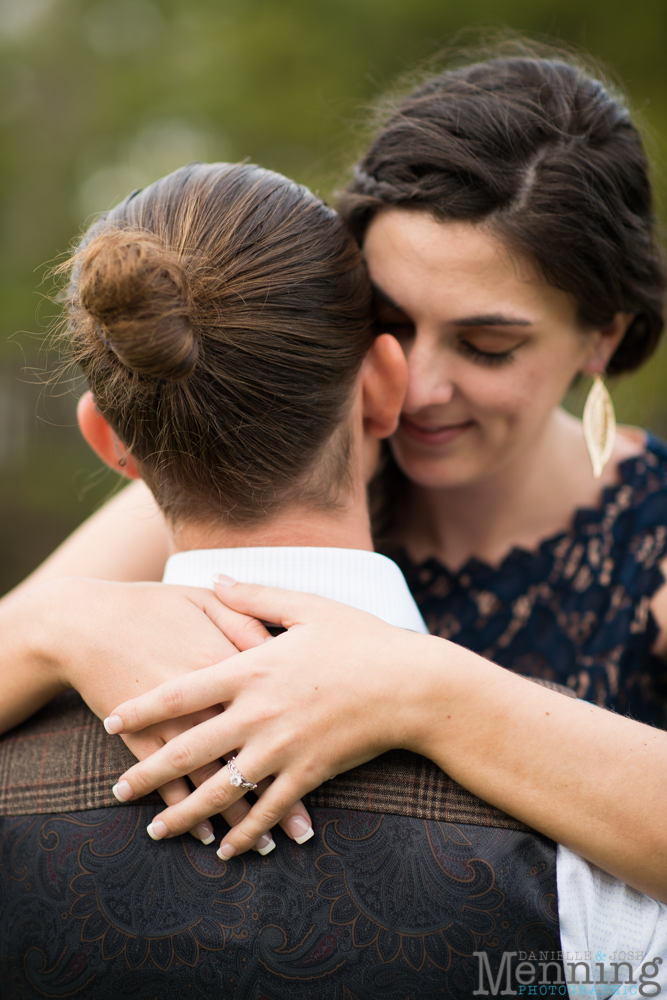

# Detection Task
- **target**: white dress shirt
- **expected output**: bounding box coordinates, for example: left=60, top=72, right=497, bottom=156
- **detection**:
left=164, top=545, right=667, bottom=994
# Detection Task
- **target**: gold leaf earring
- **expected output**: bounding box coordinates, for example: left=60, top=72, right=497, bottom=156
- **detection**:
left=582, top=373, right=616, bottom=479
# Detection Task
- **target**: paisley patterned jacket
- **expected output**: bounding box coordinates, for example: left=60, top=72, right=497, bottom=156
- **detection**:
left=0, top=693, right=564, bottom=999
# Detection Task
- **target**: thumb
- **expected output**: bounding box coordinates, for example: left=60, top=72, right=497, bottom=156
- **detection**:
left=212, top=579, right=331, bottom=628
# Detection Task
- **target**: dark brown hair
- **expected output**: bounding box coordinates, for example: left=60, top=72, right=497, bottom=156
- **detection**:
left=339, top=51, right=667, bottom=541
left=65, top=162, right=374, bottom=526
left=340, top=53, right=666, bottom=375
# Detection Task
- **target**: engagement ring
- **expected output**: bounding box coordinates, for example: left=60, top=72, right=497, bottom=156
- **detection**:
left=227, top=756, right=258, bottom=790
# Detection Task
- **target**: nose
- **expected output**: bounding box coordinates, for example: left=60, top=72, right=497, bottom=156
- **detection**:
left=402, top=331, right=455, bottom=411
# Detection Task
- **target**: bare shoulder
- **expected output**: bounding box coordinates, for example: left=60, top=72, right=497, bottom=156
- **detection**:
left=613, top=423, right=646, bottom=461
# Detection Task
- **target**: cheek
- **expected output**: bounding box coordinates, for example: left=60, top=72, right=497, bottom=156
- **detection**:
left=458, top=359, right=576, bottom=425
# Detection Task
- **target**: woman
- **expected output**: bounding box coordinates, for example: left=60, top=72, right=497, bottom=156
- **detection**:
left=4, top=50, right=667, bottom=896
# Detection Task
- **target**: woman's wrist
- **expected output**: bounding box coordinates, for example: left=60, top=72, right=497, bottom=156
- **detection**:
left=381, top=631, right=468, bottom=759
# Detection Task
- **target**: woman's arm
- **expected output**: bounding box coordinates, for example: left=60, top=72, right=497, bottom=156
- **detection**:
left=108, top=582, right=667, bottom=901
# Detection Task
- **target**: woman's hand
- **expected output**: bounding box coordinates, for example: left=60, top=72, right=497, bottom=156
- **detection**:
left=104, top=582, right=441, bottom=858
left=1, top=575, right=311, bottom=850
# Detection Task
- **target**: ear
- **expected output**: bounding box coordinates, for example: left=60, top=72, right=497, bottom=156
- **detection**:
left=76, top=391, right=141, bottom=480
left=360, top=333, right=408, bottom=439
left=581, top=312, right=635, bottom=376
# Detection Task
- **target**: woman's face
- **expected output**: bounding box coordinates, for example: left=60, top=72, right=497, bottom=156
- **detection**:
left=363, top=209, right=602, bottom=490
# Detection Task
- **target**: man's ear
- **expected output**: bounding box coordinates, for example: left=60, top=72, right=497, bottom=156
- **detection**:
left=77, top=391, right=141, bottom=479
left=581, top=312, right=635, bottom=376
left=360, top=333, right=408, bottom=439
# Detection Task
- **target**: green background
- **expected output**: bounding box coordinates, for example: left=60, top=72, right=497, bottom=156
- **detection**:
left=2, top=0, right=667, bottom=594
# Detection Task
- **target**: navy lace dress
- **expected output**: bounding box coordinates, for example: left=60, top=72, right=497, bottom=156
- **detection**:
left=392, top=433, right=667, bottom=728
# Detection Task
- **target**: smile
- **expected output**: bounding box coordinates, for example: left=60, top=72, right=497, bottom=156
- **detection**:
left=399, top=416, right=474, bottom=447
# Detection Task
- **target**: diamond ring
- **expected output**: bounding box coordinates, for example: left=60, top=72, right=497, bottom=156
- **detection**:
left=227, top=756, right=258, bottom=791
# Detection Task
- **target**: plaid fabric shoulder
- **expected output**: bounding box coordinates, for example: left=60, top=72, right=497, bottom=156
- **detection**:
left=0, top=680, right=574, bottom=826
left=0, top=691, right=161, bottom=815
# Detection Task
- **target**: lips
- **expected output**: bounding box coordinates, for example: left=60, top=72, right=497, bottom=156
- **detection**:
left=399, top=415, right=474, bottom=447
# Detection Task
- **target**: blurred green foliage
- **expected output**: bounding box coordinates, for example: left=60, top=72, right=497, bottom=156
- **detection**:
left=2, top=0, right=667, bottom=593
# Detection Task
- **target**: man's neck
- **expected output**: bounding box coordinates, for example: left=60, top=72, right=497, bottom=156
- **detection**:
left=169, top=492, right=374, bottom=555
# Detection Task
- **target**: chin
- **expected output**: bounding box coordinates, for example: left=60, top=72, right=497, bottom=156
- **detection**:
left=393, top=450, right=484, bottom=491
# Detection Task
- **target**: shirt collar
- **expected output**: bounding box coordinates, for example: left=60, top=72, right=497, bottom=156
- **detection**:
left=163, top=547, right=428, bottom=633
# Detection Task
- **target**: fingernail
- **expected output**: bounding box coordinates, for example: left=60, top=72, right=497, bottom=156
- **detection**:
left=111, top=780, right=133, bottom=802
left=146, top=818, right=169, bottom=841
left=286, top=815, right=314, bottom=845
left=212, top=574, right=237, bottom=587
left=216, top=843, right=237, bottom=861
left=263, top=634, right=275, bottom=642
left=255, top=835, right=276, bottom=856
left=104, top=715, right=124, bottom=734
left=194, top=822, right=215, bottom=846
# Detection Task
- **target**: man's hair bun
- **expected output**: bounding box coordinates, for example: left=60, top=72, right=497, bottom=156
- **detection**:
left=78, top=228, right=199, bottom=381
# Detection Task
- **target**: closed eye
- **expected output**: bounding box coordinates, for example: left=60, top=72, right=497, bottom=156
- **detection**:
left=458, top=339, right=521, bottom=366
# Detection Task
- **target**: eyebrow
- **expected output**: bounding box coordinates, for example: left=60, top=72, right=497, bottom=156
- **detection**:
left=372, top=285, right=533, bottom=329
left=453, top=314, right=532, bottom=328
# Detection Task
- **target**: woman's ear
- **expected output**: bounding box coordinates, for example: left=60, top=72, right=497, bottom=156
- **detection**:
left=76, top=391, right=141, bottom=479
left=581, top=312, right=635, bottom=376
left=360, top=333, right=408, bottom=439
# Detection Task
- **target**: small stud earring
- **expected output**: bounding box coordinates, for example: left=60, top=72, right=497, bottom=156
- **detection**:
left=583, top=373, right=616, bottom=479
left=118, top=456, right=127, bottom=468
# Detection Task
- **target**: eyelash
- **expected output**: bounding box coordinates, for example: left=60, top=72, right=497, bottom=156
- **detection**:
left=458, top=340, right=518, bottom=367
left=376, top=314, right=521, bottom=367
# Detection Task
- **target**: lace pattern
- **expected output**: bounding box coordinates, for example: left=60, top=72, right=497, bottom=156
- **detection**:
left=392, top=434, right=667, bottom=727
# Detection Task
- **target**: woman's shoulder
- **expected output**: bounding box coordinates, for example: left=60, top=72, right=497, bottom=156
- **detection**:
left=610, top=428, right=667, bottom=511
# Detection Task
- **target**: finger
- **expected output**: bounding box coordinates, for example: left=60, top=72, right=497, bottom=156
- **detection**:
left=205, top=580, right=271, bottom=650
left=104, top=661, right=243, bottom=734
left=276, top=799, right=314, bottom=845
left=216, top=774, right=306, bottom=860
left=117, top=730, right=217, bottom=844
left=241, top=777, right=313, bottom=847
left=185, top=758, right=276, bottom=853
left=215, top=786, right=274, bottom=855
left=113, top=713, right=240, bottom=797
left=136, top=756, right=268, bottom=842
left=112, top=771, right=216, bottom=846
left=213, top=581, right=329, bottom=629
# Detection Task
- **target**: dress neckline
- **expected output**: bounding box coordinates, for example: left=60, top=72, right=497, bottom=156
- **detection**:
left=392, top=432, right=666, bottom=583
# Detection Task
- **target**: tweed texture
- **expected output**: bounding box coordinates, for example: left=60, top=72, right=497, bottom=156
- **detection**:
left=0, top=679, right=574, bottom=825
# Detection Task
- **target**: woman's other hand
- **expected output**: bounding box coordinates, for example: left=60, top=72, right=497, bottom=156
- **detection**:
left=1, top=575, right=311, bottom=850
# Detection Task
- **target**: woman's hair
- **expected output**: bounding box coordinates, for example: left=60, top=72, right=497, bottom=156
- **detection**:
left=64, top=162, right=373, bottom=526
left=340, top=53, right=666, bottom=376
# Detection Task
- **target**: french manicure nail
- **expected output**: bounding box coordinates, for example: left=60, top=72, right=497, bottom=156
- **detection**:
left=286, top=815, right=314, bottom=845
left=255, top=835, right=276, bottom=856
left=146, top=818, right=169, bottom=841
left=212, top=574, right=237, bottom=587
left=111, top=780, right=133, bottom=802
left=194, top=823, right=215, bottom=845
left=216, top=843, right=237, bottom=861
left=104, top=715, right=123, bottom=735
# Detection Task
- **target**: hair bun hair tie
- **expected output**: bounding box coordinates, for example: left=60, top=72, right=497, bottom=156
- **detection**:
left=96, top=323, right=114, bottom=352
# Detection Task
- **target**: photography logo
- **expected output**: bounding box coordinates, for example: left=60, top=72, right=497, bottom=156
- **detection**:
left=472, top=950, right=664, bottom=996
